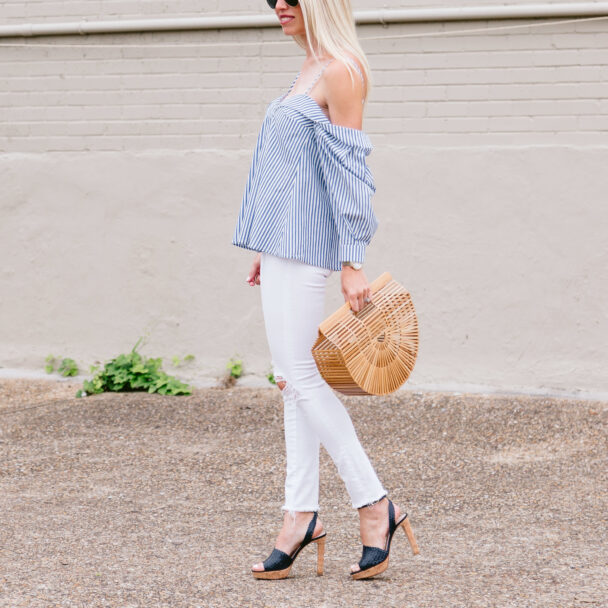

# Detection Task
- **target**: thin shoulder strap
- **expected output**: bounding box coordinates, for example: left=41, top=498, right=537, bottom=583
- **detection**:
left=304, top=58, right=335, bottom=95
left=346, top=57, right=366, bottom=105
left=284, top=69, right=302, bottom=98
left=304, top=57, right=366, bottom=104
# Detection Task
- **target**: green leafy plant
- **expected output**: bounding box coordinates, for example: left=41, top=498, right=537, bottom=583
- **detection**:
left=221, top=356, right=243, bottom=388
left=267, top=370, right=276, bottom=385
left=89, top=363, right=101, bottom=375
left=45, top=354, right=56, bottom=374
left=171, top=353, right=195, bottom=368
left=226, top=357, right=243, bottom=379
left=45, top=354, right=79, bottom=377
left=58, top=357, right=79, bottom=377
left=75, top=337, right=192, bottom=398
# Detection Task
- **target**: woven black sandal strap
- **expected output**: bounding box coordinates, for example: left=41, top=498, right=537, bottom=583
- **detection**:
left=387, top=498, right=396, bottom=535
left=303, top=511, right=318, bottom=544
left=262, top=547, right=293, bottom=571
left=358, top=544, right=389, bottom=570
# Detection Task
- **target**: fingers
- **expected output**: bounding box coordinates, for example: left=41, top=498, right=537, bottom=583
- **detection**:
left=347, top=291, right=366, bottom=313
left=341, top=267, right=372, bottom=313
left=246, top=257, right=261, bottom=286
left=345, top=287, right=372, bottom=313
left=246, top=270, right=260, bottom=286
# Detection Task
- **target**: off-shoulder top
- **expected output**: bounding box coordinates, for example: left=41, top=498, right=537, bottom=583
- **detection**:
left=231, top=57, right=378, bottom=271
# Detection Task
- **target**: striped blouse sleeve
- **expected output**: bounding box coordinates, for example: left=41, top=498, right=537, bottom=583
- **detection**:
left=314, top=121, right=378, bottom=264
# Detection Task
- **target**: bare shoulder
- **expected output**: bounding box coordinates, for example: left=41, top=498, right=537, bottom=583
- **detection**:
left=325, top=55, right=366, bottom=97
left=323, top=55, right=366, bottom=129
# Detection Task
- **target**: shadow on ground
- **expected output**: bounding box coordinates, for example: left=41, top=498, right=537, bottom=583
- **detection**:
left=0, top=379, right=606, bottom=607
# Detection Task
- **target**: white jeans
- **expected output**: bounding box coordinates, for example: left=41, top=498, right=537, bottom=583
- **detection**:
left=259, top=251, right=387, bottom=514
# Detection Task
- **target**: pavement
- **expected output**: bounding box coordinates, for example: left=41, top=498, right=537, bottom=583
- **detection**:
left=0, top=378, right=606, bottom=608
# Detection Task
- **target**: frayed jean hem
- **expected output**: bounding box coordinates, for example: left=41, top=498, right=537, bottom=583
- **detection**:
left=352, top=490, right=388, bottom=510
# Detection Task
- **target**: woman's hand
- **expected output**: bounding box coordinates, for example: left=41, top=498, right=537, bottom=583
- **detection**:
left=246, top=252, right=261, bottom=286
left=341, top=265, right=372, bottom=312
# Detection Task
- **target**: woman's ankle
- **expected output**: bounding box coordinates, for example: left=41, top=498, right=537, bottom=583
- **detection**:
left=282, top=510, right=316, bottom=523
left=357, top=494, right=387, bottom=514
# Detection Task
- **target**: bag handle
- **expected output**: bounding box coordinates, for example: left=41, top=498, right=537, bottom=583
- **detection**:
left=318, top=271, right=393, bottom=335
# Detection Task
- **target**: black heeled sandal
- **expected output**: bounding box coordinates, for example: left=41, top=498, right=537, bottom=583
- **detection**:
left=252, top=511, right=327, bottom=580
left=350, top=498, right=420, bottom=580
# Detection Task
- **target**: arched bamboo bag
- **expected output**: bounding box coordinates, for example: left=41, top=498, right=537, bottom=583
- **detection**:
left=311, top=272, right=419, bottom=396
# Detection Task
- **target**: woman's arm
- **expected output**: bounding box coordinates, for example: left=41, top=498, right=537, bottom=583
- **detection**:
left=323, top=59, right=374, bottom=313
left=324, top=59, right=366, bottom=130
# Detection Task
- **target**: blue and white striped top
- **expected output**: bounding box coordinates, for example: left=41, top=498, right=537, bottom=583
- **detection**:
left=232, top=58, right=378, bottom=271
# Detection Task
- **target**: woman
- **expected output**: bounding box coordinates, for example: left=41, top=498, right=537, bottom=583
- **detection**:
left=232, top=0, right=418, bottom=580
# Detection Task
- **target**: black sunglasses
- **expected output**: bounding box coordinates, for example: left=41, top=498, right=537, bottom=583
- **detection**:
left=266, top=0, right=299, bottom=8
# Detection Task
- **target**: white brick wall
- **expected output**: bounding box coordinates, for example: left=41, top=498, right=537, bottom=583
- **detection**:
left=1, top=13, right=607, bottom=151
left=0, top=1, right=593, bottom=24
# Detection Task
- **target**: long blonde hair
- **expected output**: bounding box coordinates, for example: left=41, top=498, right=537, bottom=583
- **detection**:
left=293, top=0, right=372, bottom=105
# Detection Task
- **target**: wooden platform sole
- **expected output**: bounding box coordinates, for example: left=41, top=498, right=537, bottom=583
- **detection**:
left=351, top=515, right=420, bottom=580
left=350, top=555, right=390, bottom=580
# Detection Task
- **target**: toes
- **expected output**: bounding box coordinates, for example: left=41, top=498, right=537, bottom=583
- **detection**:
left=350, top=563, right=360, bottom=573
left=252, top=562, right=263, bottom=571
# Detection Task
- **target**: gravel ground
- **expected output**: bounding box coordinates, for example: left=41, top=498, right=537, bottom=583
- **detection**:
left=0, top=378, right=606, bottom=608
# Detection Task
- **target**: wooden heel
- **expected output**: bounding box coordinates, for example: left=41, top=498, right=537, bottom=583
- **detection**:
left=315, top=536, right=325, bottom=576
left=401, top=516, right=420, bottom=555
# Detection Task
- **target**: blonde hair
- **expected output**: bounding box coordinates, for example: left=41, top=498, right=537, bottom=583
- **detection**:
left=293, top=0, right=371, bottom=105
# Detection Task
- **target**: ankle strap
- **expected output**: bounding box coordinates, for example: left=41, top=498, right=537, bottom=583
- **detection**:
left=304, top=511, right=318, bottom=543
left=387, top=499, right=396, bottom=533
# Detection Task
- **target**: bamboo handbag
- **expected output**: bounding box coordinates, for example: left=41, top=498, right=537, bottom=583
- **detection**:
left=311, top=271, right=419, bottom=396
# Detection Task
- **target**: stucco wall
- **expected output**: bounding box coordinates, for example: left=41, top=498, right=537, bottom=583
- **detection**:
left=1, top=4, right=607, bottom=395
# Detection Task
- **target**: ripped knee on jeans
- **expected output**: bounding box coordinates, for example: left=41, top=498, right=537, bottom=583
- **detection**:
left=275, top=374, right=287, bottom=391
left=275, top=376, right=298, bottom=400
